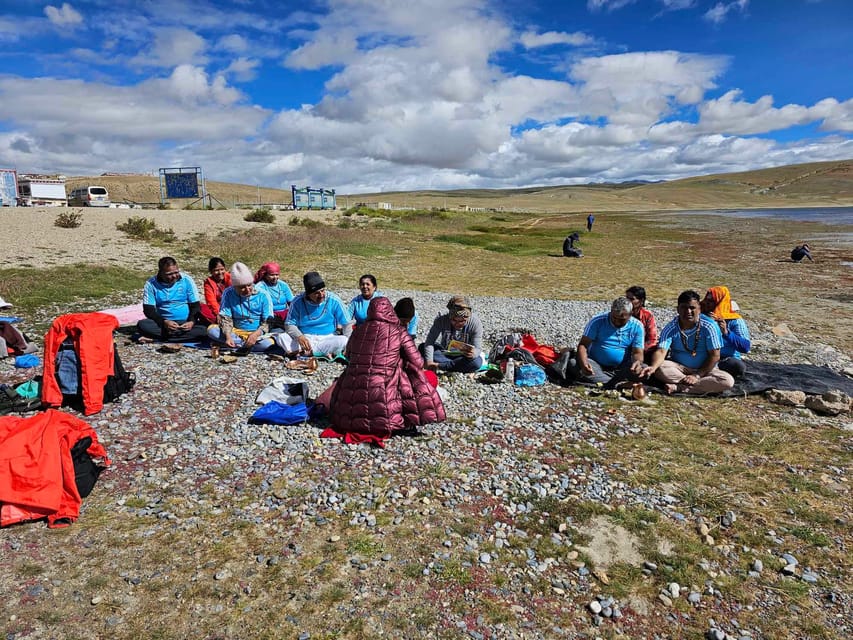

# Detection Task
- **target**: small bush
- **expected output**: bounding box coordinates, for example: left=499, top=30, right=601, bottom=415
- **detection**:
left=288, top=215, right=322, bottom=228
left=54, top=210, right=82, bottom=229
left=244, top=208, right=275, bottom=223
left=116, top=216, right=176, bottom=243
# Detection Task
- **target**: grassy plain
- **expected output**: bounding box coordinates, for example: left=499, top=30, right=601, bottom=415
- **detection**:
left=1, top=162, right=851, bottom=639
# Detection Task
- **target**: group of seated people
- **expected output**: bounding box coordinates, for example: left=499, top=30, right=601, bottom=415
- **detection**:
left=565, top=285, right=750, bottom=395
left=137, top=257, right=750, bottom=396
left=136, top=257, right=480, bottom=371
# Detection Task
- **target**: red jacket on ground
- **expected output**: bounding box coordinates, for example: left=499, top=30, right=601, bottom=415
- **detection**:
left=42, top=312, right=119, bottom=415
left=329, top=297, right=445, bottom=439
left=0, top=409, right=110, bottom=528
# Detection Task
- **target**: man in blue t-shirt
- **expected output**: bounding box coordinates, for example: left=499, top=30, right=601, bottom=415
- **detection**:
left=643, top=290, right=734, bottom=395
left=281, top=271, right=352, bottom=357
left=569, top=297, right=646, bottom=384
left=137, top=257, right=208, bottom=342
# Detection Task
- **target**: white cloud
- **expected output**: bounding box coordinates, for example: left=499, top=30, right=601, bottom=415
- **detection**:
left=263, top=154, right=305, bottom=175
left=659, top=0, right=696, bottom=9
left=587, top=0, right=636, bottom=10
left=223, top=57, right=260, bottom=82
left=570, top=51, right=727, bottom=126
left=44, top=3, right=83, bottom=28
left=704, top=0, right=749, bottom=24
left=520, top=30, right=594, bottom=49
left=698, top=90, right=811, bottom=134
left=130, top=27, right=208, bottom=68
left=285, top=32, right=359, bottom=70
left=217, top=34, right=248, bottom=53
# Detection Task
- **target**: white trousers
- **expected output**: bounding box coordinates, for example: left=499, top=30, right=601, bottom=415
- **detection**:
left=274, top=333, right=349, bottom=357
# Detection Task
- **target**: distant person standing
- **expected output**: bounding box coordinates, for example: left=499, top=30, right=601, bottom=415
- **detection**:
left=790, top=243, right=813, bottom=262
left=586, top=214, right=595, bottom=232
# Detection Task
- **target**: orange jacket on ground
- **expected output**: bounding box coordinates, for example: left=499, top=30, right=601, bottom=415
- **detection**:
left=0, top=409, right=110, bottom=528
left=42, top=312, right=120, bottom=415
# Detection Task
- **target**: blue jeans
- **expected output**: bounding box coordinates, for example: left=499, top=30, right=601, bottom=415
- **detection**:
left=432, top=349, right=483, bottom=373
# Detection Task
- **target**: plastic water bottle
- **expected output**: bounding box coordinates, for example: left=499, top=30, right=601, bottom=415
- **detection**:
left=505, top=358, right=515, bottom=384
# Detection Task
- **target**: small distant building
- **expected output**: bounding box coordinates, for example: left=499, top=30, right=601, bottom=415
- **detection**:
left=292, top=185, right=336, bottom=210
left=17, top=174, right=67, bottom=207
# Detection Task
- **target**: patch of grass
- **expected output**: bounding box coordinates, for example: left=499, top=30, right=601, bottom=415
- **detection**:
left=0, top=264, right=145, bottom=320
left=244, top=207, right=275, bottom=223
left=788, top=525, right=832, bottom=547
left=346, top=533, right=383, bottom=558
left=434, top=559, right=472, bottom=585
left=18, top=562, right=46, bottom=577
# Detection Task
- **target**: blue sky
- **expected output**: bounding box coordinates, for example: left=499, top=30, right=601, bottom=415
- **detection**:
left=0, top=0, right=850, bottom=193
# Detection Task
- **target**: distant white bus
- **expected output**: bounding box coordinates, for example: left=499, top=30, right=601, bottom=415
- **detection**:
left=68, top=185, right=110, bottom=207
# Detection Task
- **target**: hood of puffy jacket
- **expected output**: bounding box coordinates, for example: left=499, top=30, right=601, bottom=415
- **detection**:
left=366, top=296, right=398, bottom=324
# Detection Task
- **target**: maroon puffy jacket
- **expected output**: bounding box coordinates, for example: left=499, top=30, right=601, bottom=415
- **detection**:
left=331, top=297, right=445, bottom=437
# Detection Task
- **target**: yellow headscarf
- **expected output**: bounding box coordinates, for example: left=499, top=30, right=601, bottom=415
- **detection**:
left=706, top=286, right=741, bottom=320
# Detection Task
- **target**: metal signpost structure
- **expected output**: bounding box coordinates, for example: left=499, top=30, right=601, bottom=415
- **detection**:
left=159, top=167, right=224, bottom=208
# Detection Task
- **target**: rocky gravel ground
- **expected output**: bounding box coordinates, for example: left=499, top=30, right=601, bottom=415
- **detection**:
left=1, top=291, right=850, bottom=639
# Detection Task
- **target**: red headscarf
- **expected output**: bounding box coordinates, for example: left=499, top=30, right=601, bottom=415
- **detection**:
left=706, top=286, right=741, bottom=320
left=254, top=262, right=281, bottom=284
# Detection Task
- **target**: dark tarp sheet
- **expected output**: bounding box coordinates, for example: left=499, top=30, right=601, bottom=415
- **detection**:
left=722, top=361, right=853, bottom=397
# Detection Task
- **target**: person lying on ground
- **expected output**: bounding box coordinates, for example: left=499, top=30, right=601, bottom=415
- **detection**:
left=701, top=285, right=750, bottom=378
left=348, top=274, right=384, bottom=326
left=626, top=285, right=658, bottom=361
left=137, top=256, right=208, bottom=343
left=207, top=262, right=278, bottom=352
left=279, top=271, right=352, bottom=357
left=421, top=295, right=483, bottom=373
left=790, top=243, right=813, bottom=262
left=567, top=296, right=647, bottom=384
left=254, top=262, right=293, bottom=324
left=642, top=290, right=734, bottom=395
left=394, top=297, right=419, bottom=338
left=199, top=256, right=230, bottom=325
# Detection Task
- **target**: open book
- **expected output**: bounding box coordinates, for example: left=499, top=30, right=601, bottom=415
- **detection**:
left=445, top=339, right=473, bottom=356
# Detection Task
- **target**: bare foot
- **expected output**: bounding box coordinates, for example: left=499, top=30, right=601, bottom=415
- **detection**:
left=664, top=383, right=677, bottom=395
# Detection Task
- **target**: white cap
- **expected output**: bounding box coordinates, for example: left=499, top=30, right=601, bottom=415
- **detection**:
left=0, top=296, right=12, bottom=309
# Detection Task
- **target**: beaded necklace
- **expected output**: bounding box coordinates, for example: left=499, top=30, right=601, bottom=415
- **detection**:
left=678, top=323, right=699, bottom=357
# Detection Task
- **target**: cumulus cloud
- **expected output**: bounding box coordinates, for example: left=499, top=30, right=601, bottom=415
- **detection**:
left=570, top=51, right=727, bottom=126
left=131, top=27, right=208, bottom=68
left=223, top=57, right=260, bottom=82
left=217, top=34, right=248, bottom=53
left=44, top=3, right=83, bottom=27
left=704, top=0, right=749, bottom=24
left=520, top=30, right=594, bottom=49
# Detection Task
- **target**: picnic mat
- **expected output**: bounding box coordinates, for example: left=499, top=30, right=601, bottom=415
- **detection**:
left=723, top=360, right=853, bottom=397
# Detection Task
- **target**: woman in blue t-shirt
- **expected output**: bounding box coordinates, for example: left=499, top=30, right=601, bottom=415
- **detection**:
left=701, top=286, right=751, bottom=378
left=348, top=274, right=384, bottom=325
